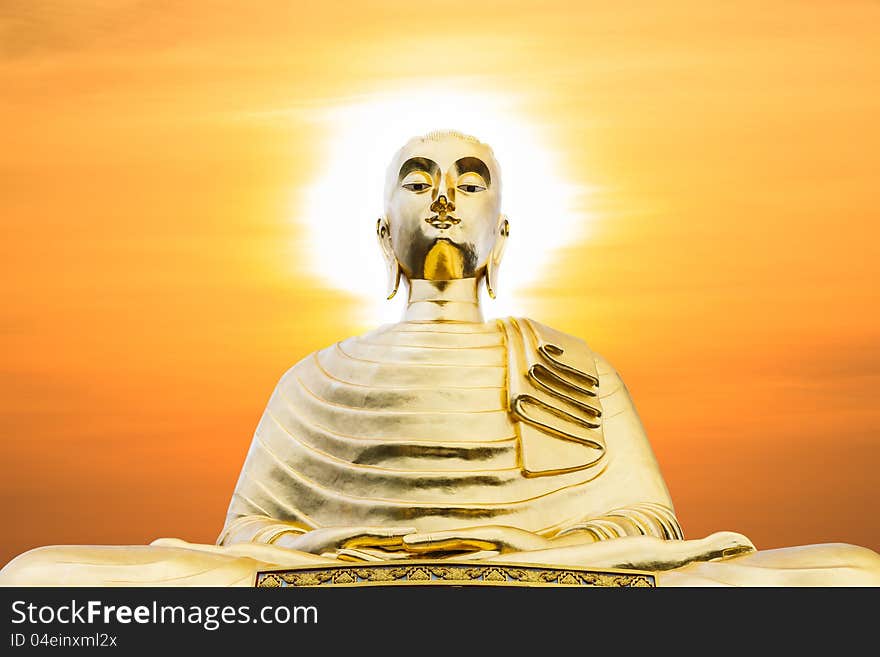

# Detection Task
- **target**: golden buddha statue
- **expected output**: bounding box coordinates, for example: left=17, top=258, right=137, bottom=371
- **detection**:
left=2, top=130, right=878, bottom=587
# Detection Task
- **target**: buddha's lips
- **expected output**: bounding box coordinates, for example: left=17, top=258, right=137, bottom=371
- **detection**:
left=425, top=215, right=461, bottom=230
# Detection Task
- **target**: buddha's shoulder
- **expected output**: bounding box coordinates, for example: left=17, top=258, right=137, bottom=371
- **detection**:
left=269, top=327, right=386, bottom=379
left=498, top=316, right=618, bottom=378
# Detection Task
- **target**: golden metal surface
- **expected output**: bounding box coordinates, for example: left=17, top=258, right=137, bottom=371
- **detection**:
left=220, top=312, right=680, bottom=541
left=2, top=129, right=879, bottom=587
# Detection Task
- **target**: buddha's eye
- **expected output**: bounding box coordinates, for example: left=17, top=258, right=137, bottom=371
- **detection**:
left=457, top=183, right=486, bottom=193
left=402, top=182, right=431, bottom=193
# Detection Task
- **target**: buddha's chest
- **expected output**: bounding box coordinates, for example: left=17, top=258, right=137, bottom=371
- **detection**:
left=311, top=322, right=511, bottom=426
left=250, top=319, right=610, bottom=530
left=276, top=321, right=517, bottom=471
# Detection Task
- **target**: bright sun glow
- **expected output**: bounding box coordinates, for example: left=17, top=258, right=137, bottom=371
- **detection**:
left=298, top=85, right=593, bottom=326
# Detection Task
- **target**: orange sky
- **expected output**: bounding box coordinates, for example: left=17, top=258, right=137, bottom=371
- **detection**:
left=1, top=1, right=879, bottom=566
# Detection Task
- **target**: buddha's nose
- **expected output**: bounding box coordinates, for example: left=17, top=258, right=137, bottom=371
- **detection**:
left=430, top=195, right=455, bottom=215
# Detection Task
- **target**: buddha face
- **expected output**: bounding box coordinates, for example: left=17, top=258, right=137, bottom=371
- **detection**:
left=380, top=134, right=505, bottom=282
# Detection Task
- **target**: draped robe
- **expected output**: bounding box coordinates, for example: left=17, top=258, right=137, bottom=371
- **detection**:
left=220, top=318, right=682, bottom=544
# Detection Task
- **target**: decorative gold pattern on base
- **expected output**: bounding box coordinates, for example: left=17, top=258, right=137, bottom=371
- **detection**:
left=255, top=560, right=655, bottom=588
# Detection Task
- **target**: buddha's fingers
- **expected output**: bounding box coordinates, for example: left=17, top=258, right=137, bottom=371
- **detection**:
left=404, top=537, right=498, bottom=554
left=332, top=547, right=416, bottom=562
left=276, top=526, right=417, bottom=555
left=344, top=532, right=417, bottom=550
left=333, top=549, right=384, bottom=562
left=403, top=526, right=552, bottom=554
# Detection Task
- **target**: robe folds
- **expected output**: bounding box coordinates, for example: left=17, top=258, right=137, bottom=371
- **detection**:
left=221, top=318, right=682, bottom=543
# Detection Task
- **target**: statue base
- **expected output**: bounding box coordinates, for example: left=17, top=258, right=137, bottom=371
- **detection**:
left=255, top=560, right=655, bottom=588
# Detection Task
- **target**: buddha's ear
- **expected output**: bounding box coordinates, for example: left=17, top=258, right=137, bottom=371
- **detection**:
left=486, top=215, right=510, bottom=300
left=376, top=217, right=401, bottom=300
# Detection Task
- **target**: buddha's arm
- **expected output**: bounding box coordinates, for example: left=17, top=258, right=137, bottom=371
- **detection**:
left=218, top=466, right=414, bottom=555
left=217, top=401, right=315, bottom=548
left=551, top=352, right=684, bottom=542
left=219, top=515, right=416, bottom=557
left=217, top=372, right=421, bottom=557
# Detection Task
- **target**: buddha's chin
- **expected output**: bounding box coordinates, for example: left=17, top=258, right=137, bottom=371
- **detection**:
left=422, top=239, right=475, bottom=280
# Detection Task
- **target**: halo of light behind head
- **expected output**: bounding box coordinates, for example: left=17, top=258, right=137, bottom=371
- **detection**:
left=298, top=85, right=591, bottom=325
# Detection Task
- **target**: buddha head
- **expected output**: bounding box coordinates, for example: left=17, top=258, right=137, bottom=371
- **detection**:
left=377, top=130, right=509, bottom=299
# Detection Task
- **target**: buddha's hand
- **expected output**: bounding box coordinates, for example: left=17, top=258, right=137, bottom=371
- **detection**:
left=402, top=525, right=554, bottom=557
left=272, top=526, right=417, bottom=558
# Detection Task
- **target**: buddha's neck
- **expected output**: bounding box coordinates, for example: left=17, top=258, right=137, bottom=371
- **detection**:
left=403, top=278, right=484, bottom=323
